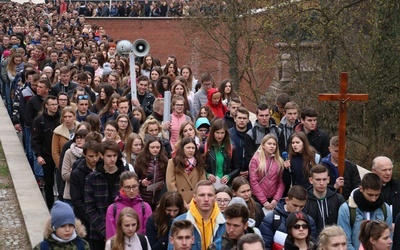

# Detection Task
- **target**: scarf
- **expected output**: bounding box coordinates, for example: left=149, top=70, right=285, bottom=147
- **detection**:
left=51, top=230, right=77, bottom=243
left=186, top=157, right=196, bottom=175
left=353, top=189, right=384, bottom=212
left=70, top=143, right=83, bottom=158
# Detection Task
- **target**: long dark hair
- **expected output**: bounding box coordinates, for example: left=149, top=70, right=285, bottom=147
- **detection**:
left=231, top=176, right=260, bottom=221
left=173, top=137, right=205, bottom=176
left=152, top=191, right=187, bottom=238
left=205, top=118, right=232, bottom=156
left=288, top=132, right=317, bottom=178
left=134, top=137, right=168, bottom=177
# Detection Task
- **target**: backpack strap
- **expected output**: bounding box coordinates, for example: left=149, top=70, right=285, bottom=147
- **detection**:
left=40, top=240, right=49, bottom=250
left=381, top=203, right=387, bottom=220
left=137, top=234, right=148, bottom=250
left=348, top=200, right=357, bottom=227
left=113, top=202, right=117, bottom=220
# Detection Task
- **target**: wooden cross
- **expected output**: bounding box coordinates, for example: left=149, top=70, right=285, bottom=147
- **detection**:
left=318, top=72, right=369, bottom=176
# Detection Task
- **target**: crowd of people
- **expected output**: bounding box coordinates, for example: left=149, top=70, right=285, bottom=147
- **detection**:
left=0, top=1, right=399, bottom=250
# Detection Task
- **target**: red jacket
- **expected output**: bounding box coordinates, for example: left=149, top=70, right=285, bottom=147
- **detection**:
left=206, top=88, right=227, bottom=118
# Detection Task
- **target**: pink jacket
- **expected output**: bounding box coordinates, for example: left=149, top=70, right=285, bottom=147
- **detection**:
left=249, top=151, right=285, bottom=204
left=105, top=192, right=152, bottom=240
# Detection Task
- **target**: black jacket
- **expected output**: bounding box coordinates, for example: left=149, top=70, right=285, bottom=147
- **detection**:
left=305, top=186, right=345, bottom=235
left=51, top=81, right=78, bottom=97
left=381, top=178, right=400, bottom=219
left=70, top=159, right=93, bottom=231
left=31, top=110, right=61, bottom=159
left=203, top=144, right=240, bottom=184
left=24, top=94, right=44, bottom=128
left=126, top=90, right=155, bottom=117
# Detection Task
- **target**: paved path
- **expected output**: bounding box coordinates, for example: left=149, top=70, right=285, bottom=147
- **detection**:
left=0, top=98, right=49, bottom=249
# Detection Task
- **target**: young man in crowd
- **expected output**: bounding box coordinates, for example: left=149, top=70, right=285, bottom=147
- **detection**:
left=169, top=220, right=195, bottom=250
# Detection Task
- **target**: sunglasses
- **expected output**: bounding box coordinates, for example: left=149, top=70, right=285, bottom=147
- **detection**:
left=77, top=95, right=89, bottom=100
left=292, top=224, right=309, bottom=230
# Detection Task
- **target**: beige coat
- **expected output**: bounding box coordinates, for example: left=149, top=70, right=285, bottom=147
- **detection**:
left=166, top=158, right=206, bottom=204
left=52, top=121, right=80, bottom=168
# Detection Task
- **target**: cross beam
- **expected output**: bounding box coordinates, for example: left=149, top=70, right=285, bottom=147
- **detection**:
left=318, top=72, right=369, bottom=176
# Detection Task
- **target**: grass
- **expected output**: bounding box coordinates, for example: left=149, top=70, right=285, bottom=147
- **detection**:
left=0, top=142, right=12, bottom=189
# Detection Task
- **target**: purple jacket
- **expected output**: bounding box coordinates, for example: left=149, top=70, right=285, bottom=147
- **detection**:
left=105, top=192, right=152, bottom=239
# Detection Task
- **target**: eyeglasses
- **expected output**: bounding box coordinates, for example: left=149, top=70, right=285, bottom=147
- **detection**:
left=123, top=185, right=139, bottom=191
left=292, top=224, right=309, bottom=230
left=116, top=67, right=122, bottom=70
left=216, top=199, right=231, bottom=204
left=77, top=95, right=88, bottom=100
left=118, top=120, right=128, bottom=124
left=105, top=129, right=117, bottom=133
left=175, top=104, right=184, bottom=107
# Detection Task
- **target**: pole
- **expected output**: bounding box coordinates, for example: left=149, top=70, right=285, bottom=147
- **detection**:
left=129, top=52, right=137, bottom=100
left=163, top=91, right=171, bottom=138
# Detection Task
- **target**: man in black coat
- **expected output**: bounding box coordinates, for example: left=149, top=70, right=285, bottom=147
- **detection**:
left=372, top=156, right=400, bottom=220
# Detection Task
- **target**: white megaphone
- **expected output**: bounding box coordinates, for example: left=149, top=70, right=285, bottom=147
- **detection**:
left=116, top=39, right=150, bottom=101
left=132, top=39, right=150, bottom=57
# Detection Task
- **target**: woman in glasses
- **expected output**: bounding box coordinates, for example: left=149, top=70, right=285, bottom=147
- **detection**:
left=359, top=220, right=392, bottom=250
left=105, top=172, right=152, bottom=239
left=103, top=121, right=124, bottom=152
left=285, top=211, right=316, bottom=250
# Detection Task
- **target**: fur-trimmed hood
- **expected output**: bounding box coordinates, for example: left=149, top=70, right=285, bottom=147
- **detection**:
left=42, top=218, right=87, bottom=239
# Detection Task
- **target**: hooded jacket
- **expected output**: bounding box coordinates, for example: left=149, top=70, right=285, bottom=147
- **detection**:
left=205, top=88, right=227, bottom=119
left=305, top=186, right=345, bottom=235
left=52, top=121, right=80, bottom=168
left=105, top=192, right=152, bottom=239
left=259, top=199, right=318, bottom=250
left=278, top=117, right=301, bottom=152
left=33, top=218, right=90, bottom=250
left=84, top=159, right=126, bottom=240
left=167, top=199, right=226, bottom=250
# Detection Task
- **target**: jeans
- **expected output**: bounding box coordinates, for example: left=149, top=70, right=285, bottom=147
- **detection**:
left=4, top=80, right=12, bottom=117
left=33, top=155, right=44, bottom=180
left=23, top=127, right=34, bottom=169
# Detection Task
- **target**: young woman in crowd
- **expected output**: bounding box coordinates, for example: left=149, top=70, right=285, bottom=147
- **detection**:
left=134, top=137, right=168, bottom=209
left=146, top=191, right=187, bottom=250
left=215, top=186, right=233, bottom=213
left=283, top=132, right=320, bottom=193
left=170, top=80, right=193, bottom=116
left=359, top=220, right=392, bottom=250
left=203, top=118, right=240, bottom=186
left=57, top=92, right=71, bottom=110
left=123, top=133, right=143, bottom=167
left=99, top=93, right=121, bottom=127
left=115, top=60, right=127, bottom=79
left=105, top=207, right=151, bottom=250
left=132, top=107, right=147, bottom=125
left=181, top=65, right=197, bottom=93
left=318, top=225, right=347, bottom=250
left=139, top=118, right=172, bottom=158
left=92, top=84, right=115, bottom=114
left=103, top=121, right=124, bottom=152
left=141, top=54, right=154, bottom=77
left=249, top=134, right=285, bottom=211
left=116, top=114, right=133, bottom=144
left=232, top=176, right=264, bottom=228
left=150, top=66, right=163, bottom=84
left=61, top=129, right=89, bottom=206
left=166, top=137, right=206, bottom=205
left=195, top=105, right=215, bottom=123
left=205, top=88, right=227, bottom=119
left=218, top=79, right=239, bottom=106
left=105, top=172, right=152, bottom=239
left=156, top=75, right=172, bottom=98
left=285, top=211, right=316, bottom=250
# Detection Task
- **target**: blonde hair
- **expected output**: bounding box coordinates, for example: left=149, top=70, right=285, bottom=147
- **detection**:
left=256, top=134, right=284, bottom=175
left=139, top=118, right=167, bottom=140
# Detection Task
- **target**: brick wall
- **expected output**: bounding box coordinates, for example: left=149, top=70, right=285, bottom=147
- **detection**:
left=87, top=17, right=274, bottom=111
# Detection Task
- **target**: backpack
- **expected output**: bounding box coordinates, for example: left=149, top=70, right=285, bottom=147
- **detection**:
left=40, top=237, right=85, bottom=250
left=347, top=200, right=387, bottom=227
left=110, top=234, right=148, bottom=250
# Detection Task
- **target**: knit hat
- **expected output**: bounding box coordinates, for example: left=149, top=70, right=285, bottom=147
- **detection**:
left=286, top=211, right=310, bottom=231
left=51, top=201, right=75, bottom=230
left=195, top=117, right=210, bottom=130
left=228, top=197, right=248, bottom=208
left=102, top=62, right=112, bottom=76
